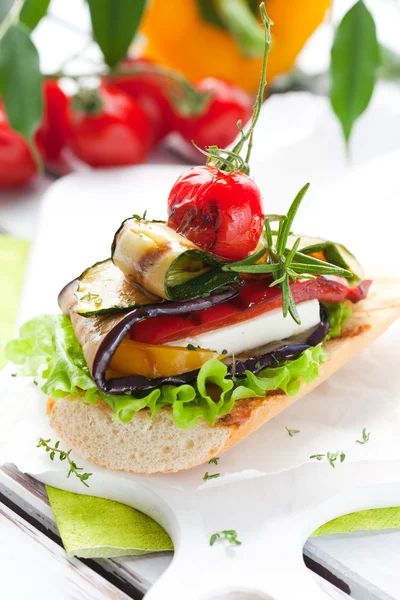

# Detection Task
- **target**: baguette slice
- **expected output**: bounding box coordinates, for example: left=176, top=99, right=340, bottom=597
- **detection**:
left=47, top=277, right=400, bottom=474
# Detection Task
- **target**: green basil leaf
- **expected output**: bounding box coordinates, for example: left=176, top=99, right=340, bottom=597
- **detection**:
left=19, top=0, right=51, bottom=31
left=87, top=0, right=147, bottom=67
left=330, top=0, right=379, bottom=143
left=0, top=0, right=15, bottom=25
left=0, top=23, right=43, bottom=142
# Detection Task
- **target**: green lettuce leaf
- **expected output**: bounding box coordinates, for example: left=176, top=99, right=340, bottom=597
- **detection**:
left=323, top=302, right=352, bottom=341
left=244, top=345, right=326, bottom=397
left=6, top=314, right=326, bottom=430
left=6, top=315, right=99, bottom=398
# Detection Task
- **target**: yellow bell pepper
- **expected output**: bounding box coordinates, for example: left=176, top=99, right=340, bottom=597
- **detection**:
left=110, top=339, right=219, bottom=378
left=141, top=0, right=331, bottom=93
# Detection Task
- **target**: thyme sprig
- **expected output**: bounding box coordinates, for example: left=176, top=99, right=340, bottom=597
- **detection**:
left=310, top=451, right=346, bottom=468
left=223, top=182, right=352, bottom=324
left=356, top=428, right=370, bottom=445
left=37, top=438, right=92, bottom=487
left=285, top=426, right=300, bottom=437
left=203, top=471, right=220, bottom=481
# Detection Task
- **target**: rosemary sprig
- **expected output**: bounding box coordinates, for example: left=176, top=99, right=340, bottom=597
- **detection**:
left=223, top=182, right=352, bottom=324
left=37, top=438, right=92, bottom=487
left=208, top=457, right=220, bottom=465
left=210, top=530, right=242, bottom=546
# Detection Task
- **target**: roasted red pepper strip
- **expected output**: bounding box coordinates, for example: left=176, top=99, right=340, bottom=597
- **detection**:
left=130, top=277, right=372, bottom=345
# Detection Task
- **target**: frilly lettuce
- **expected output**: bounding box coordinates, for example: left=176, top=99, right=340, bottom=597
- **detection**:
left=323, top=302, right=352, bottom=340
left=6, top=314, right=325, bottom=430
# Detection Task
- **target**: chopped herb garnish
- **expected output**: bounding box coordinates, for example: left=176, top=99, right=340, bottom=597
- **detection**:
left=310, top=451, right=346, bottom=468
left=33, top=380, right=38, bottom=386
left=310, top=454, right=325, bottom=461
left=94, top=297, right=103, bottom=307
left=203, top=471, right=220, bottom=481
left=80, top=292, right=99, bottom=303
left=285, top=426, right=300, bottom=437
left=142, top=210, right=147, bottom=219
left=210, top=530, right=241, bottom=546
left=208, top=457, right=219, bottom=465
left=356, top=428, right=370, bottom=445
left=37, top=438, right=92, bottom=487
left=187, top=343, right=200, bottom=351
left=132, top=214, right=141, bottom=220
left=221, top=349, right=228, bottom=355
left=11, top=373, right=17, bottom=377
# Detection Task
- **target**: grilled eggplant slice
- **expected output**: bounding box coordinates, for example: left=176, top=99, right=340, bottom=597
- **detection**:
left=59, top=283, right=239, bottom=394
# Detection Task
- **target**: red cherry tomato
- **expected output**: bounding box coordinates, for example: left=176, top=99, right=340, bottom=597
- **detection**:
left=112, top=58, right=174, bottom=145
left=167, top=164, right=263, bottom=261
left=66, top=85, right=152, bottom=167
left=174, top=78, right=253, bottom=150
left=0, top=107, right=38, bottom=188
left=36, top=80, right=68, bottom=162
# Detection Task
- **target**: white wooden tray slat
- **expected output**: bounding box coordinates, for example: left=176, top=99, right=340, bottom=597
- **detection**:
left=0, top=501, right=131, bottom=600
left=3, top=463, right=399, bottom=600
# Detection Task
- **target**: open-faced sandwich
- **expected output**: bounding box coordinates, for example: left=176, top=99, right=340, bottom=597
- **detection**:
left=7, top=7, right=400, bottom=474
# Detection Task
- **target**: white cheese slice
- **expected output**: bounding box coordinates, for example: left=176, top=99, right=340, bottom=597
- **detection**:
left=169, top=299, right=321, bottom=356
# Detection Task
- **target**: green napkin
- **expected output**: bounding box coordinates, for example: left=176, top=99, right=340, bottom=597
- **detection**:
left=2, top=233, right=400, bottom=558
left=46, top=486, right=172, bottom=557
left=0, top=235, right=30, bottom=369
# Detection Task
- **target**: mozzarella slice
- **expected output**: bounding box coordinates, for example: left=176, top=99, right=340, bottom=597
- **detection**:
left=169, top=300, right=321, bottom=356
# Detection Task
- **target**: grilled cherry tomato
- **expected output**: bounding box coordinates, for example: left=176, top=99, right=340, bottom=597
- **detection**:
left=112, top=58, right=174, bottom=145
left=66, top=85, right=151, bottom=167
left=36, top=80, right=68, bottom=161
left=167, top=164, right=263, bottom=261
left=174, top=77, right=253, bottom=151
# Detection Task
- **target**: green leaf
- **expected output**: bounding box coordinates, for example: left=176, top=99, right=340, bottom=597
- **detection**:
left=0, top=0, right=15, bottom=25
left=19, top=0, right=51, bottom=31
left=0, top=23, right=43, bottom=142
left=330, top=0, right=379, bottom=143
left=87, top=0, right=147, bottom=67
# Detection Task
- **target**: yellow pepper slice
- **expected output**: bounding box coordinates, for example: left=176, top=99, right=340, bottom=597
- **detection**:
left=110, top=339, right=219, bottom=378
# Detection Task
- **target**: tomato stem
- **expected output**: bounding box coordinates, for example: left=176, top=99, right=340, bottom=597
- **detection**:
left=231, top=2, right=272, bottom=169
left=200, top=2, right=272, bottom=176
left=72, top=88, right=104, bottom=115
left=45, top=63, right=211, bottom=118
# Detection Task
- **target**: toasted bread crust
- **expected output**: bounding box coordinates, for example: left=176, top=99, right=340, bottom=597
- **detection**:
left=47, top=277, right=400, bottom=474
